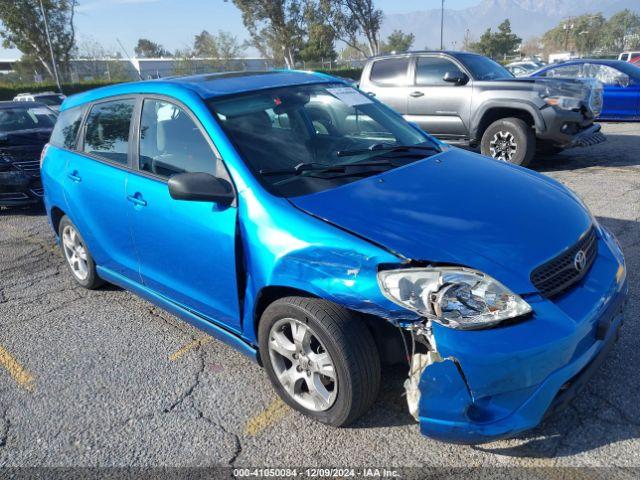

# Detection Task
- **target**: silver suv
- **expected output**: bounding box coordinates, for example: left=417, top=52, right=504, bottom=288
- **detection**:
left=359, top=51, right=605, bottom=166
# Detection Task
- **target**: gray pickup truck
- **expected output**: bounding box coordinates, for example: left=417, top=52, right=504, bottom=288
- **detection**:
left=359, top=51, right=605, bottom=166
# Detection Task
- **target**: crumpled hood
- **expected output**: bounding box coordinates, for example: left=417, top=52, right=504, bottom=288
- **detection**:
left=290, top=148, right=592, bottom=294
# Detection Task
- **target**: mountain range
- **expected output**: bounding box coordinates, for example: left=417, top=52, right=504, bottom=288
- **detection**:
left=382, top=0, right=640, bottom=50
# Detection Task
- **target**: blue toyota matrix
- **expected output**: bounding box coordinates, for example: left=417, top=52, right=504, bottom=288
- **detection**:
left=41, top=71, right=628, bottom=443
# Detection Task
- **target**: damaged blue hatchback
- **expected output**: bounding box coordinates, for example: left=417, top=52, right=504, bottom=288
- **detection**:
left=41, top=71, right=628, bottom=444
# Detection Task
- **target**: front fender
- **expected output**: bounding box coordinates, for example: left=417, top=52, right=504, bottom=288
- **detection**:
left=470, top=100, right=546, bottom=140
left=236, top=187, right=415, bottom=343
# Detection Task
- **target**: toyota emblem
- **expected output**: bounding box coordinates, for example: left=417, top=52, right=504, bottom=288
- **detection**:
left=574, top=250, right=587, bottom=272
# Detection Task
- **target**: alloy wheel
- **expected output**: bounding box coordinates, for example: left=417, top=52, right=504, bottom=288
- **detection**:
left=489, top=130, right=518, bottom=161
left=61, top=224, right=89, bottom=281
left=268, top=317, right=338, bottom=412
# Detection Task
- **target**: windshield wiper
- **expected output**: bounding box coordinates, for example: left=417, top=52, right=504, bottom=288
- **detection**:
left=259, top=162, right=345, bottom=176
left=336, top=144, right=439, bottom=157
left=260, top=159, right=408, bottom=177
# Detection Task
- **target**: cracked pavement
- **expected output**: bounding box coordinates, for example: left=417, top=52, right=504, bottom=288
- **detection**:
left=0, top=123, right=639, bottom=468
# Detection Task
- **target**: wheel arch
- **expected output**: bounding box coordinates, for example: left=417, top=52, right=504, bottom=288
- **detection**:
left=472, top=101, right=544, bottom=142
left=49, top=205, right=67, bottom=235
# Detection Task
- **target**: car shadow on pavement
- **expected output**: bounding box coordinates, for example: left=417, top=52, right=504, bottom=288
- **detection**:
left=473, top=216, right=640, bottom=458
left=0, top=203, right=46, bottom=217
left=530, top=133, right=640, bottom=173
left=352, top=363, right=417, bottom=429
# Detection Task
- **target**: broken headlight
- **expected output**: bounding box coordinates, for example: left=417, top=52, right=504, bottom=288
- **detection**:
left=377, top=267, right=531, bottom=330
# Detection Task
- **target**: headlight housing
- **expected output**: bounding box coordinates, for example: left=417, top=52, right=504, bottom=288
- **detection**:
left=378, top=267, right=532, bottom=330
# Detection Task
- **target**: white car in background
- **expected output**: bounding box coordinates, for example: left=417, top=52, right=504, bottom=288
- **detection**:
left=13, top=92, right=66, bottom=112
left=505, top=60, right=546, bottom=77
left=618, top=51, right=640, bottom=62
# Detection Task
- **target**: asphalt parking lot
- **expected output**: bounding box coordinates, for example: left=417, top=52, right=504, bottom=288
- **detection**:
left=1, top=122, right=639, bottom=470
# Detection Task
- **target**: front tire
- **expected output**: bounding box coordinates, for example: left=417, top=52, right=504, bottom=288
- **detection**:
left=258, top=297, right=380, bottom=427
left=480, top=117, right=535, bottom=167
left=59, top=215, right=104, bottom=289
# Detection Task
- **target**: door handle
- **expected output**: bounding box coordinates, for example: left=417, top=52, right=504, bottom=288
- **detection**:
left=365, top=91, right=376, bottom=97
left=126, top=193, right=147, bottom=207
left=409, top=91, right=425, bottom=98
left=66, top=171, right=81, bottom=183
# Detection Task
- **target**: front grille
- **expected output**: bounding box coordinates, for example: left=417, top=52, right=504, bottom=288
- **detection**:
left=531, top=227, right=598, bottom=298
left=11, top=159, right=40, bottom=175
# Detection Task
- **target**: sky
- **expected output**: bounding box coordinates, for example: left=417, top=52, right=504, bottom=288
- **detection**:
left=0, top=0, right=480, bottom=60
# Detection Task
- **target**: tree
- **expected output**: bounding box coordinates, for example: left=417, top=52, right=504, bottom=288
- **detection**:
left=193, top=30, right=243, bottom=69
left=134, top=38, right=172, bottom=58
left=0, top=0, right=77, bottom=80
left=383, top=29, right=414, bottom=54
left=194, top=30, right=218, bottom=57
left=231, top=0, right=305, bottom=68
left=299, top=3, right=336, bottom=64
left=520, top=36, right=541, bottom=58
left=471, top=19, right=521, bottom=60
left=461, top=29, right=475, bottom=52
left=541, top=13, right=607, bottom=57
left=572, top=13, right=606, bottom=56
left=604, top=9, right=640, bottom=52
left=321, top=0, right=383, bottom=57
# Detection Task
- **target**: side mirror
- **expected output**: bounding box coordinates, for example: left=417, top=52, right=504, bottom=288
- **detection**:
left=614, top=75, right=630, bottom=88
left=443, top=71, right=469, bottom=85
left=168, top=172, right=234, bottom=206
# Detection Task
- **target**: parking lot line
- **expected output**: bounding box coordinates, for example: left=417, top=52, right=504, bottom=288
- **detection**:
left=168, top=336, right=212, bottom=361
left=0, top=346, right=35, bottom=391
left=244, top=398, right=289, bottom=436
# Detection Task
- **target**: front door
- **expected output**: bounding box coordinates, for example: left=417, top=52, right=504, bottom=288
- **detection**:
left=406, top=55, right=472, bottom=140
left=126, top=97, right=241, bottom=331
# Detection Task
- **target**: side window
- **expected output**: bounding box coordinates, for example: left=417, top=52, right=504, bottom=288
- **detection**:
left=139, top=99, right=220, bottom=179
left=416, top=57, right=463, bottom=85
left=370, top=58, right=409, bottom=85
left=83, top=99, right=135, bottom=164
left=50, top=106, right=84, bottom=149
left=583, top=64, right=629, bottom=86
left=540, top=64, right=582, bottom=78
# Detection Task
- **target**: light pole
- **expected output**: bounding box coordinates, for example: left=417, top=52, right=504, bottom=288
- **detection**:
left=440, top=0, right=445, bottom=50
left=38, top=0, right=63, bottom=93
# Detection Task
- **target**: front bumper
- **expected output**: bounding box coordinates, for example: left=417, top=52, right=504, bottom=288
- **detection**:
left=0, top=171, right=43, bottom=206
left=537, top=107, right=606, bottom=149
left=416, top=230, right=627, bottom=444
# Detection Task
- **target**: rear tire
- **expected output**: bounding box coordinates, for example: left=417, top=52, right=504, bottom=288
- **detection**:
left=258, top=296, right=380, bottom=427
left=58, top=215, right=104, bottom=290
left=480, top=117, right=535, bottom=167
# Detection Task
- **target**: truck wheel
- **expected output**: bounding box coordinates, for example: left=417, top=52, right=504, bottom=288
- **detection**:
left=258, top=296, right=381, bottom=427
left=481, top=117, right=535, bottom=167
left=59, top=215, right=104, bottom=289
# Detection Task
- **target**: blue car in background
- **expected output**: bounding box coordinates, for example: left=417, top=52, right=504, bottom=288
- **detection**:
left=531, top=59, right=640, bottom=121
left=41, top=71, right=627, bottom=443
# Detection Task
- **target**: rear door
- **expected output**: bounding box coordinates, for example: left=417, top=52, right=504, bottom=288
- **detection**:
left=584, top=63, right=640, bottom=120
left=126, top=96, right=241, bottom=331
left=360, top=56, right=411, bottom=115
left=63, top=97, right=139, bottom=280
left=406, top=55, right=472, bottom=140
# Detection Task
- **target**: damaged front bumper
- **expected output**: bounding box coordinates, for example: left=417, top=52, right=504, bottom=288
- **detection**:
left=406, top=233, right=628, bottom=444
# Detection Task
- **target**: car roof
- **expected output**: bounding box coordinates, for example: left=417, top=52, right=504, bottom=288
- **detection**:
left=367, top=50, right=485, bottom=61
left=0, top=101, right=49, bottom=109
left=62, top=70, right=340, bottom=111
left=545, top=59, right=625, bottom=67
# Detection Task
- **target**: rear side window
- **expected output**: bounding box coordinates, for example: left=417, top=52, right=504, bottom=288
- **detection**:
left=370, top=58, right=409, bottom=85
left=138, top=99, right=222, bottom=179
left=416, top=56, right=463, bottom=85
left=50, top=107, right=83, bottom=149
left=83, top=99, right=135, bottom=164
